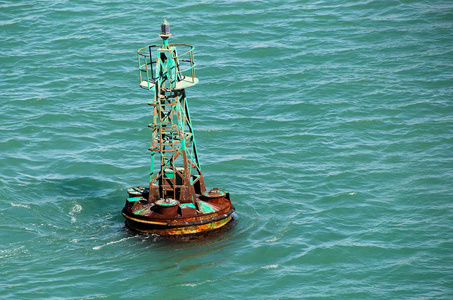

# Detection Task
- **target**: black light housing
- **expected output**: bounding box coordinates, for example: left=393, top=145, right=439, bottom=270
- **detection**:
left=161, top=19, right=170, bottom=36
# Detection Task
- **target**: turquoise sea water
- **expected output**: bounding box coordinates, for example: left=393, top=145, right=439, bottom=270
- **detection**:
left=1, top=0, right=452, bottom=298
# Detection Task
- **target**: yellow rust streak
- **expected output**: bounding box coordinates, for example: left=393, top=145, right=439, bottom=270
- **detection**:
left=132, top=215, right=232, bottom=235
left=122, top=213, right=168, bottom=226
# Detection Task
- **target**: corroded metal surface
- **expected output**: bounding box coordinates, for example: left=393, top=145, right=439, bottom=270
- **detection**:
left=122, top=20, right=235, bottom=236
left=126, top=216, right=233, bottom=235
left=122, top=188, right=235, bottom=235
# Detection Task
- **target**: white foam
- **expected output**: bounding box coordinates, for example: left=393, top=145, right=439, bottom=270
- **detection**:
left=93, top=237, right=135, bottom=250
left=262, top=264, right=279, bottom=269
left=10, top=202, right=30, bottom=208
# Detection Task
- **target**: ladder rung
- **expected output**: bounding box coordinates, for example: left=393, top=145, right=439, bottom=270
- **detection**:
left=148, top=124, right=177, bottom=130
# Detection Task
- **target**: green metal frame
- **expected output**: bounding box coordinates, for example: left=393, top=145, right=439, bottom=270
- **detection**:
left=137, top=35, right=205, bottom=203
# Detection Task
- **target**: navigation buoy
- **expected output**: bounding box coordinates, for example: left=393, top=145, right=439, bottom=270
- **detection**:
left=122, top=20, right=235, bottom=236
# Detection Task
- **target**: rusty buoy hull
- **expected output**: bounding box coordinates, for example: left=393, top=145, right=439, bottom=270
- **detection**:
left=122, top=187, right=235, bottom=236
left=123, top=213, right=234, bottom=235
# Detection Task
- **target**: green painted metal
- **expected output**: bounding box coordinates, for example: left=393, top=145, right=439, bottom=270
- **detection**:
left=197, top=201, right=216, bottom=214
left=137, top=20, right=206, bottom=204
left=202, top=188, right=227, bottom=198
left=180, top=203, right=196, bottom=209
left=156, top=199, right=179, bottom=206
left=126, top=196, right=143, bottom=202
left=133, top=207, right=148, bottom=215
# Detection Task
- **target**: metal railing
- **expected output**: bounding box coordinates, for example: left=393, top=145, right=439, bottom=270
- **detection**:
left=137, top=43, right=196, bottom=90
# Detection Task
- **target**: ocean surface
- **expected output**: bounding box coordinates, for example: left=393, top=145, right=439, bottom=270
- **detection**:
left=1, top=0, right=452, bottom=299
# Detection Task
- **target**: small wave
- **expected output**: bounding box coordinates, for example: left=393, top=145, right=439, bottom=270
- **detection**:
left=181, top=278, right=218, bottom=287
left=0, top=246, right=28, bottom=259
left=69, top=203, right=82, bottom=223
left=70, top=203, right=83, bottom=214
left=93, top=236, right=135, bottom=250
left=10, top=202, right=30, bottom=208
left=262, top=264, right=279, bottom=269
left=265, top=236, right=280, bottom=243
